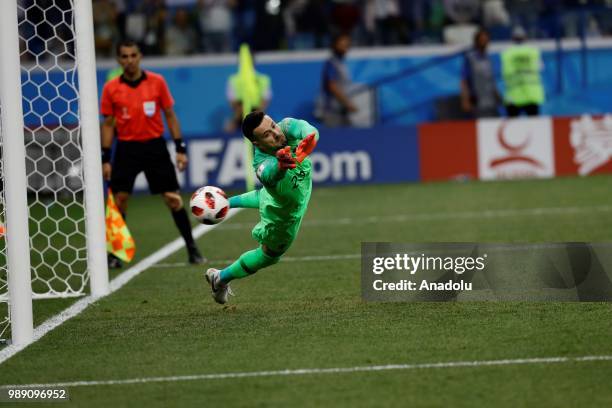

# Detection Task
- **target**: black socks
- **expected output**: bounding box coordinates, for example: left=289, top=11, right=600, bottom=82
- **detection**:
left=171, top=207, right=195, bottom=248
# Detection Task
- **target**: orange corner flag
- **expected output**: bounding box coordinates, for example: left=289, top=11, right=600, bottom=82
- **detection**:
left=105, top=189, right=135, bottom=262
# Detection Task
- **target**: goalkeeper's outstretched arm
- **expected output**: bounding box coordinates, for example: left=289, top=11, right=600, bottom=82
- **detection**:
left=229, top=189, right=260, bottom=209
left=255, top=150, right=295, bottom=187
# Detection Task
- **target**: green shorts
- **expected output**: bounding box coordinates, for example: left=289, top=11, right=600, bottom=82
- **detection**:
left=251, top=217, right=303, bottom=254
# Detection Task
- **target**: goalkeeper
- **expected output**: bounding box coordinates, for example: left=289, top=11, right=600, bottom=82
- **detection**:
left=205, top=111, right=318, bottom=304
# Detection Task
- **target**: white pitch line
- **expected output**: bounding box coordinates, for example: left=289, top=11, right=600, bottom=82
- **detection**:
left=215, top=205, right=612, bottom=231
left=153, top=253, right=361, bottom=268
left=0, top=209, right=243, bottom=365
left=154, top=242, right=612, bottom=269
left=2, top=355, right=611, bottom=389
left=151, top=204, right=612, bottom=268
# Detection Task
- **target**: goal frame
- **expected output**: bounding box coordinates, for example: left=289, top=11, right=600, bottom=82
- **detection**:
left=0, top=0, right=109, bottom=347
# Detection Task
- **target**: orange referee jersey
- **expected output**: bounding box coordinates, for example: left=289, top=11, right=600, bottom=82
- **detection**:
left=100, top=70, right=174, bottom=142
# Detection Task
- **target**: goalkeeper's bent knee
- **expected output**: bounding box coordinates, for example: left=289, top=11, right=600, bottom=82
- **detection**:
left=241, top=247, right=280, bottom=274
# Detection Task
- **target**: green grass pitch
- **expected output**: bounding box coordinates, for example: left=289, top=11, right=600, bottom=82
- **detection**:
left=1, top=175, right=612, bottom=407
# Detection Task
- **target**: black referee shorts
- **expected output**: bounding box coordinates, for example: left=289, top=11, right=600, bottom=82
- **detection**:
left=110, top=137, right=180, bottom=194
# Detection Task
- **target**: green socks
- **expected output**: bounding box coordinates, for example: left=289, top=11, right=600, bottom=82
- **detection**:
left=219, top=247, right=280, bottom=283
left=222, top=191, right=281, bottom=283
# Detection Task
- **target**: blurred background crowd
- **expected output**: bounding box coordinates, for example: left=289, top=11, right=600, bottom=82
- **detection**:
left=85, top=0, right=612, bottom=57
left=16, top=0, right=612, bottom=131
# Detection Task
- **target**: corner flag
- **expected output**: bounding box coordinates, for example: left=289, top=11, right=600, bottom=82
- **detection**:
left=105, top=188, right=135, bottom=262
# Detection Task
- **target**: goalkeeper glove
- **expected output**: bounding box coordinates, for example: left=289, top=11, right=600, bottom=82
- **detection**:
left=296, top=132, right=317, bottom=163
left=276, top=146, right=296, bottom=170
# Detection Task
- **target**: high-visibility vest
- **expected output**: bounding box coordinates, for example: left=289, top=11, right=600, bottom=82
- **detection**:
left=501, top=45, right=545, bottom=105
left=229, top=72, right=271, bottom=108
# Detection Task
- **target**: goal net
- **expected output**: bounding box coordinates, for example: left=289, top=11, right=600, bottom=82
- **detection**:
left=0, top=0, right=108, bottom=347
left=20, top=0, right=89, bottom=298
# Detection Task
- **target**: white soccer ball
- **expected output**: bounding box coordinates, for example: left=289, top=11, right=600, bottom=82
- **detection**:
left=189, top=186, right=229, bottom=225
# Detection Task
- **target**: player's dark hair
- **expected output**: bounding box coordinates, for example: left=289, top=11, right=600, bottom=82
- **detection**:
left=116, top=40, right=140, bottom=56
left=242, top=110, right=265, bottom=142
left=331, top=32, right=350, bottom=48
left=473, top=27, right=489, bottom=47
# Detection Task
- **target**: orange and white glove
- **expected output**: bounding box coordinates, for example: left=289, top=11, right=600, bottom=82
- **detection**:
left=276, top=146, right=296, bottom=170
left=295, top=132, right=317, bottom=163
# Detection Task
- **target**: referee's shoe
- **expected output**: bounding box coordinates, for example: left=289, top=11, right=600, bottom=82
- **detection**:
left=108, top=253, right=123, bottom=269
left=187, top=244, right=206, bottom=264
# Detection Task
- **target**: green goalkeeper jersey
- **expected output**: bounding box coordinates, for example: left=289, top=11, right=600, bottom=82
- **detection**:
left=253, top=118, right=319, bottom=223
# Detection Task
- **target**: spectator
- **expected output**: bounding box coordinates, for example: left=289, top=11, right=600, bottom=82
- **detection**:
left=482, top=0, right=511, bottom=40
left=224, top=57, right=272, bottom=133
left=299, top=0, right=330, bottom=48
left=253, top=0, right=285, bottom=51
left=144, top=0, right=168, bottom=55
left=330, top=0, right=361, bottom=39
left=113, top=0, right=128, bottom=40
left=403, top=0, right=445, bottom=43
left=317, top=32, right=358, bottom=127
left=197, top=0, right=235, bottom=53
left=93, top=0, right=119, bottom=58
left=501, top=26, right=545, bottom=117
left=124, top=0, right=168, bottom=55
left=460, top=28, right=501, bottom=118
left=232, top=0, right=257, bottom=48
left=443, top=0, right=481, bottom=24
left=283, top=0, right=308, bottom=47
left=285, top=0, right=330, bottom=49
left=166, top=8, right=198, bottom=56
left=364, top=0, right=405, bottom=45
left=482, top=0, right=510, bottom=28
left=507, top=0, right=541, bottom=38
left=100, top=40, right=205, bottom=267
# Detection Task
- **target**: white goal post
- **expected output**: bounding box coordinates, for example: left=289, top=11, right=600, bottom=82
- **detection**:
left=0, top=0, right=108, bottom=348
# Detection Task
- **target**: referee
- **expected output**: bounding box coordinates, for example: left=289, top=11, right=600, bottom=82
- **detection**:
left=100, top=40, right=204, bottom=268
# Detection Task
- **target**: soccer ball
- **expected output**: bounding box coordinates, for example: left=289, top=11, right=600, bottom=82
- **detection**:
left=190, top=186, right=229, bottom=225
